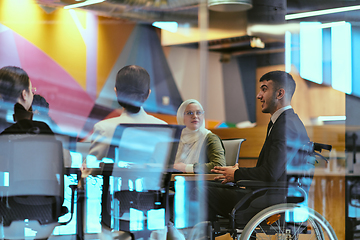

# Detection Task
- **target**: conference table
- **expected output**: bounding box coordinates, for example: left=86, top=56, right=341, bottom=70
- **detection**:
left=65, top=166, right=221, bottom=239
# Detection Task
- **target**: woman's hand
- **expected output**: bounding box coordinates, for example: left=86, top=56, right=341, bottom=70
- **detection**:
left=173, top=162, right=187, bottom=173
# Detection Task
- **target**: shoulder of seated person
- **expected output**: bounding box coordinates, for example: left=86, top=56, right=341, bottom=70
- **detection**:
left=205, top=133, right=222, bottom=146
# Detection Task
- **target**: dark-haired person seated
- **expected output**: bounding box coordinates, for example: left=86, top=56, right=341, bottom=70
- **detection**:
left=207, top=71, right=310, bottom=222
left=0, top=66, right=63, bottom=240
left=87, top=65, right=167, bottom=240
left=89, top=65, right=167, bottom=162
left=0, top=66, right=53, bottom=135
left=31, top=94, right=62, bottom=134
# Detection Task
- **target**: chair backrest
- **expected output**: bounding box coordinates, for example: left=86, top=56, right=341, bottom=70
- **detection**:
left=0, top=134, right=64, bottom=198
left=102, top=124, right=183, bottom=237
left=222, top=138, right=246, bottom=166
left=110, top=124, right=184, bottom=191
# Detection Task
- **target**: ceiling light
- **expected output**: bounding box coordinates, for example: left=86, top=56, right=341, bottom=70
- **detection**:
left=317, top=116, right=346, bottom=121
left=286, top=5, right=360, bottom=20
left=319, top=21, right=346, bottom=28
left=64, top=0, right=105, bottom=9
left=152, top=22, right=178, bottom=33
left=208, top=0, right=252, bottom=12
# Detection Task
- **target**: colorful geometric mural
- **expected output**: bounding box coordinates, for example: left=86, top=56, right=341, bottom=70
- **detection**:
left=81, top=24, right=183, bottom=138
left=0, top=1, right=183, bottom=138
left=0, top=24, right=94, bottom=135
left=95, top=24, right=182, bottom=114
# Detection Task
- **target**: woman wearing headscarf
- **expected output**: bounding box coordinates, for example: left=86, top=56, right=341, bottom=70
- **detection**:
left=174, top=99, right=226, bottom=173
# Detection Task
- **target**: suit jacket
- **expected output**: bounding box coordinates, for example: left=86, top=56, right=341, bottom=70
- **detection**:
left=234, top=109, right=309, bottom=182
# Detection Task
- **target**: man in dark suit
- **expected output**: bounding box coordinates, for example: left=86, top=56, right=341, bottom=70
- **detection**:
left=207, top=70, right=310, bottom=219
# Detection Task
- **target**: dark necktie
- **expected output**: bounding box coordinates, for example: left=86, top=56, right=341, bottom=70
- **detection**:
left=267, top=120, right=273, bottom=136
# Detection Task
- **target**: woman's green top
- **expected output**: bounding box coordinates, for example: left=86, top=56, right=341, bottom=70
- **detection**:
left=193, top=132, right=226, bottom=173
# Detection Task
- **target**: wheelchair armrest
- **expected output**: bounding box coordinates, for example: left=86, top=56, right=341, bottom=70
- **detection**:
left=313, top=142, right=332, bottom=152
left=236, top=180, right=288, bottom=189
left=229, top=181, right=288, bottom=222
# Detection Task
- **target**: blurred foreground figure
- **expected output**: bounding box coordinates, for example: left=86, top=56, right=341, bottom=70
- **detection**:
left=0, top=66, right=66, bottom=239
left=89, top=65, right=166, bottom=161
left=88, top=65, right=167, bottom=240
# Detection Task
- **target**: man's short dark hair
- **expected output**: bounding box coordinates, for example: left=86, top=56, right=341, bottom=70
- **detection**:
left=32, top=94, right=50, bottom=114
left=115, top=65, right=150, bottom=113
left=0, top=66, right=30, bottom=103
left=260, top=71, right=296, bottom=99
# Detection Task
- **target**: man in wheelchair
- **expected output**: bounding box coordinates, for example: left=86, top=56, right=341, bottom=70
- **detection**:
left=206, top=71, right=313, bottom=239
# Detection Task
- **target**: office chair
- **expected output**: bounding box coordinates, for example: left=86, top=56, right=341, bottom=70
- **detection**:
left=99, top=124, right=184, bottom=240
left=0, top=134, right=75, bottom=239
left=222, top=138, right=246, bottom=166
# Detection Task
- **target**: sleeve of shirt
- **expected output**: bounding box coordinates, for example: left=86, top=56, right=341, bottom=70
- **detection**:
left=185, top=164, right=194, bottom=173
left=88, top=123, right=110, bottom=161
left=193, top=133, right=226, bottom=173
left=233, top=133, right=287, bottom=182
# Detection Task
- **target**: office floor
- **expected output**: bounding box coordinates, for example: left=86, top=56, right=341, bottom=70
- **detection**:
left=47, top=233, right=232, bottom=239
left=48, top=234, right=99, bottom=239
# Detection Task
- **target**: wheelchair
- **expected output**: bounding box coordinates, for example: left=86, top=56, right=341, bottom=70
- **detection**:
left=193, top=142, right=339, bottom=240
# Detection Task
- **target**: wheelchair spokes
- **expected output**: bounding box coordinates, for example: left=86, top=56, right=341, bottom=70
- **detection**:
left=241, top=204, right=337, bottom=240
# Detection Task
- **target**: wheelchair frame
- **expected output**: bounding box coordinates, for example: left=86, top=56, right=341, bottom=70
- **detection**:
left=203, top=142, right=338, bottom=240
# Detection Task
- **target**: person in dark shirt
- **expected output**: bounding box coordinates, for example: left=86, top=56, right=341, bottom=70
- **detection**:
left=0, top=66, right=53, bottom=135
left=0, top=67, right=65, bottom=239
left=32, top=94, right=62, bottom=133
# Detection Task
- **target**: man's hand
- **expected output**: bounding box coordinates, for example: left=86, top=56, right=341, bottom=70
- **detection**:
left=80, top=162, right=91, bottom=178
left=211, top=164, right=238, bottom=184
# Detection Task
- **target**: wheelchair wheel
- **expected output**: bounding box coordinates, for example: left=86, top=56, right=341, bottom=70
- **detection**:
left=239, top=203, right=337, bottom=240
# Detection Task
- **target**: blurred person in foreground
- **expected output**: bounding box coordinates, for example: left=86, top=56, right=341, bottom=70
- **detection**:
left=88, top=65, right=166, bottom=162
left=0, top=66, right=66, bottom=239
left=86, top=65, right=168, bottom=240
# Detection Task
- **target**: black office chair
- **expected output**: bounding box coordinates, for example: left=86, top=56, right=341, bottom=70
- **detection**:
left=99, top=124, right=184, bottom=240
left=0, top=134, right=76, bottom=239
left=205, top=142, right=337, bottom=240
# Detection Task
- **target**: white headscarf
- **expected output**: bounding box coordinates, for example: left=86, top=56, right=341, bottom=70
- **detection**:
left=175, top=99, right=211, bottom=165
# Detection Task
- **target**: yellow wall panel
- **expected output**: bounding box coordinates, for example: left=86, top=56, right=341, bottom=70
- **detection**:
left=97, top=17, right=135, bottom=94
left=0, top=0, right=87, bottom=89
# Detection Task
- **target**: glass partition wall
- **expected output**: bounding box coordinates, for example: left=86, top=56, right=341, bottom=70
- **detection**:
left=0, top=0, right=359, bottom=239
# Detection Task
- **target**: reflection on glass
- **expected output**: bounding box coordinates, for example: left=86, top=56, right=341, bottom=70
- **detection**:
left=129, top=208, right=144, bottom=231
left=300, top=22, right=323, bottom=84
left=174, top=176, right=186, bottom=229
left=331, top=22, right=352, bottom=94
left=0, top=172, right=9, bottom=187
left=148, top=209, right=165, bottom=230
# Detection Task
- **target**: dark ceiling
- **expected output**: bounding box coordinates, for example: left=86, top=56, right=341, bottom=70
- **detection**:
left=36, top=0, right=360, bottom=24
left=287, top=0, right=360, bottom=25
left=35, top=0, right=360, bottom=53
